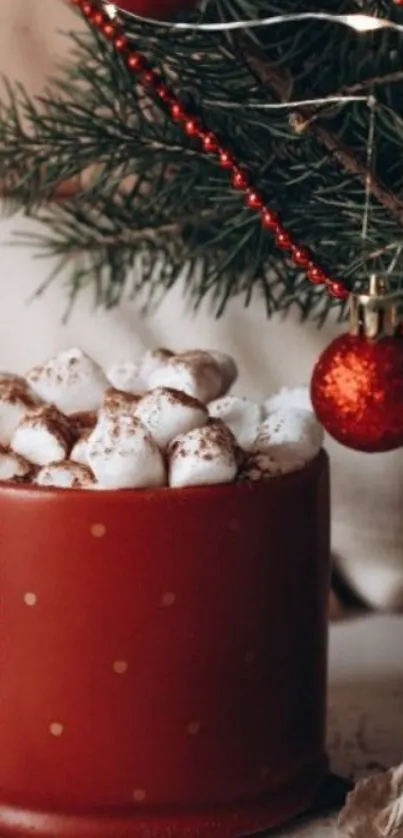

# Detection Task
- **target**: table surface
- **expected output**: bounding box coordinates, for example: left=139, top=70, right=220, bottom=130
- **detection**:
left=268, top=614, right=403, bottom=837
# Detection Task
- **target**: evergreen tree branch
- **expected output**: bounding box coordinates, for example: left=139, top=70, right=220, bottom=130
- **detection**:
left=0, top=0, right=403, bottom=317
left=240, top=38, right=403, bottom=227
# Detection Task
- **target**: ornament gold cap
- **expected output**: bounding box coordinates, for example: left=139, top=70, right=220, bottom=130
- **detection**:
left=349, top=275, right=400, bottom=339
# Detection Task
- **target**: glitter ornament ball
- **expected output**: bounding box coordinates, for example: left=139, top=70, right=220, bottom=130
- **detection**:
left=311, top=333, right=403, bottom=453
left=111, top=0, right=198, bottom=18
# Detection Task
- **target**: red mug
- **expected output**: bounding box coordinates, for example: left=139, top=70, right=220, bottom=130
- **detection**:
left=0, top=451, right=330, bottom=838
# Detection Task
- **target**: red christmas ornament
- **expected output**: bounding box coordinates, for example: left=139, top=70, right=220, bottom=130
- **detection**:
left=311, top=277, right=403, bottom=453
left=111, top=0, right=197, bottom=19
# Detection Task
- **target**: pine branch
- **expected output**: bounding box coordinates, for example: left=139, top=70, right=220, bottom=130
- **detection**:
left=1, top=0, right=403, bottom=318
left=240, top=38, right=403, bottom=228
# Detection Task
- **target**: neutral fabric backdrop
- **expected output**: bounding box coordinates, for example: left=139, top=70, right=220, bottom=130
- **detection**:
left=1, top=0, right=403, bottom=609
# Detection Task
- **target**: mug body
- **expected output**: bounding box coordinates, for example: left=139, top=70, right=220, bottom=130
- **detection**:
left=0, top=452, right=330, bottom=838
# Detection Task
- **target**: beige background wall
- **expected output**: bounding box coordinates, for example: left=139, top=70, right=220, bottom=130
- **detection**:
left=0, top=0, right=402, bottom=608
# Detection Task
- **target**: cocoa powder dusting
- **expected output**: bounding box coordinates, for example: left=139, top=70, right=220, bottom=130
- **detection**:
left=70, top=411, right=97, bottom=437
left=22, top=406, right=74, bottom=451
left=0, top=382, right=37, bottom=409
left=163, top=387, right=205, bottom=410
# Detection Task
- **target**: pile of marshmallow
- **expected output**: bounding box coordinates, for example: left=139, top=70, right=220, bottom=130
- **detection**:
left=0, top=346, right=323, bottom=491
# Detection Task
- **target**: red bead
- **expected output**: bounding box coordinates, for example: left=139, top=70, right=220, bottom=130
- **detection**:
left=82, top=2, right=94, bottom=17
left=127, top=53, right=145, bottom=72
left=155, top=83, right=173, bottom=104
left=103, top=23, right=116, bottom=38
left=202, top=132, right=219, bottom=153
left=246, top=190, right=264, bottom=211
left=115, top=35, right=128, bottom=51
left=326, top=279, right=349, bottom=300
left=93, top=11, right=105, bottom=27
left=142, top=70, right=160, bottom=86
left=261, top=209, right=280, bottom=231
left=171, top=102, right=186, bottom=122
left=184, top=118, right=201, bottom=138
left=232, top=169, right=249, bottom=190
left=291, top=246, right=312, bottom=269
left=275, top=230, right=293, bottom=251
left=307, top=265, right=327, bottom=286
left=219, top=150, right=234, bottom=169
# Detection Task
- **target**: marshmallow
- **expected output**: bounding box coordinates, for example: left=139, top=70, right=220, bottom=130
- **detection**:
left=36, top=461, right=96, bottom=490
left=253, top=407, right=324, bottom=472
left=70, top=432, right=91, bottom=466
left=207, top=351, right=238, bottom=396
left=168, top=419, right=237, bottom=489
left=87, top=414, right=166, bottom=490
left=264, top=387, right=312, bottom=417
left=135, top=387, right=208, bottom=449
left=27, top=347, right=108, bottom=415
left=11, top=406, right=73, bottom=467
left=139, top=348, right=174, bottom=382
left=0, top=447, right=35, bottom=483
left=238, top=451, right=281, bottom=482
left=101, top=388, right=142, bottom=418
left=0, top=382, right=38, bottom=445
left=148, top=351, right=223, bottom=404
left=208, top=395, right=262, bottom=452
left=106, top=360, right=146, bottom=395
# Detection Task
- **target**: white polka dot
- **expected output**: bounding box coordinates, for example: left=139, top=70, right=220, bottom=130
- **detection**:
left=91, top=523, right=106, bottom=538
left=244, top=650, right=256, bottom=664
left=49, top=722, right=64, bottom=737
left=24, top=593, right=38, bottom=607
left=186, top=721, right=201, bottom=736
left=161, top=592, right=176, bottom=608
left=113, top=660, right=129, bottom=675
left=133, top=789, right=146, bottom=802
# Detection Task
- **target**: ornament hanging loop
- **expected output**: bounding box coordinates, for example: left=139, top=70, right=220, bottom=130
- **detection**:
left=349, top=275, right=402, bottom=339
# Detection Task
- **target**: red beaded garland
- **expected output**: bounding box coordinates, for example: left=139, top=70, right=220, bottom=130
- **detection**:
left=261, top=209, right=280, bottom=231
left=326, top=280, right=349, bottom=300
left=275, top=230, right=293, bottom=251
left=219, top=150, right=235, bottom=170
left=71, top=0, right=350, bottom=302
left=292, top=246, right=312, bottom=269
left=232, top=170, right=250, bottom=190
left=246, top=190, right=264, bottom=211
left=202, top=132, right=219, bottom=153
left=185, top=118, right=201, bottom=138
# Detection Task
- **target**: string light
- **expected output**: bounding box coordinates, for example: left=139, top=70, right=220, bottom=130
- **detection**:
left=204, top=95, right=369, bottom=111
left=109, top=6, right=403, bottom=37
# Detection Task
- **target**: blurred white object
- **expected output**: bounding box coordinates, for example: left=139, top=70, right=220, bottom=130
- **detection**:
left=264, top=386, right=312, bottom=416
left=207, top=351, right=238, bottom=396
left=254, top=407, right=324, bottom=472
left=208, top=395, right=262, bottom=451
left=106, top=361, right=146, bottom=394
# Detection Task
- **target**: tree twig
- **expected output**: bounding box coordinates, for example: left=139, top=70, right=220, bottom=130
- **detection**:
left=240, top=39, right=403, bottom=228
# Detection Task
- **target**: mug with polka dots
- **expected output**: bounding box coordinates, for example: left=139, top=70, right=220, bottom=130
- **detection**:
left=0, top=451, right=330, bottom=837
